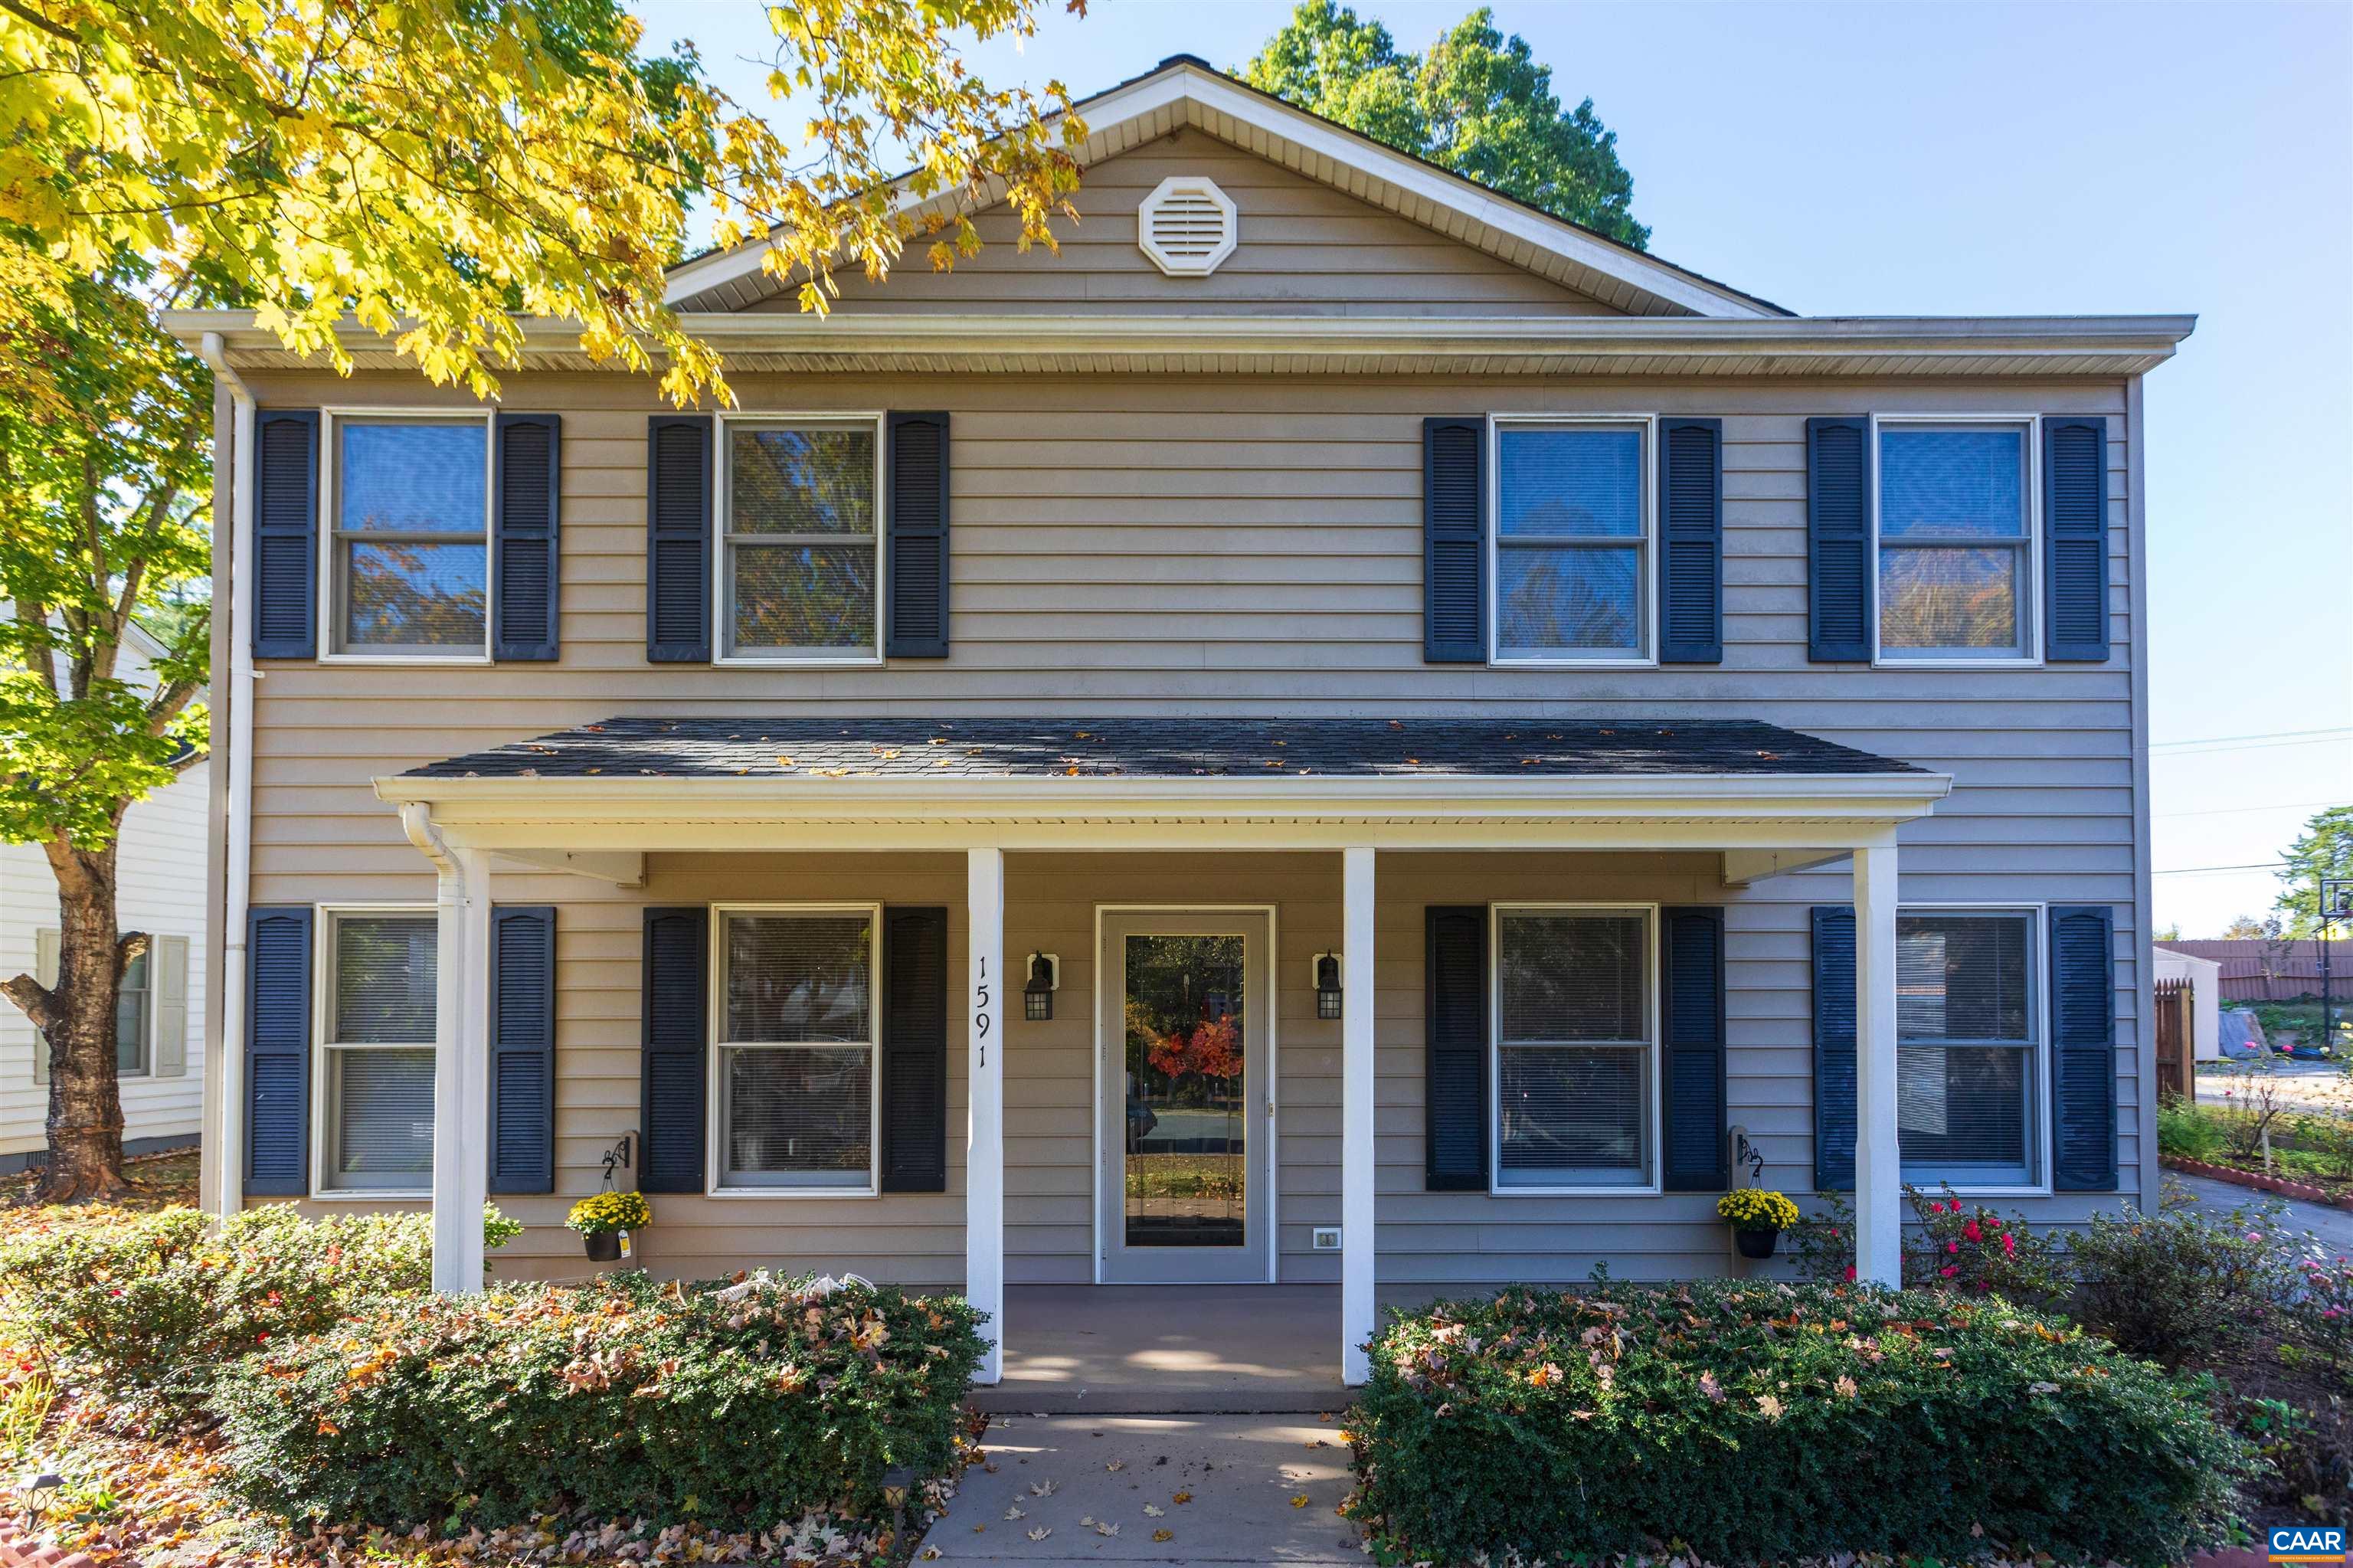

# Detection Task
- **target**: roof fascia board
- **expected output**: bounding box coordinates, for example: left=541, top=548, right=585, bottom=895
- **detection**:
left=165, top=309, right=2198, bottom=374
left=659, top=61, right=1782, bottom=319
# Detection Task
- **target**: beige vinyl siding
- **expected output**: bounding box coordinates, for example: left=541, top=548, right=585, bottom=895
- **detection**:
left=232, top=365, right=2142, bottom=1281
left=782, top=129, right=1623, bottom=318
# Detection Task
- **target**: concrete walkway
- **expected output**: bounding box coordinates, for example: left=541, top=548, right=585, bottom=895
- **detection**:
left=2171, top=1170, right=2353, bottom=1255
left=923, top=1413, right=1361, bottom=1565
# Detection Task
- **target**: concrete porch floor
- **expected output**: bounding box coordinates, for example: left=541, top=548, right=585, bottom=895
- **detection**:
left=979, top=1285, right=1347, bottom=1414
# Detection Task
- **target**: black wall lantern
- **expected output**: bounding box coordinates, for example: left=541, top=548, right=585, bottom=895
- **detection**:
left=1025, top=951, right=1059, bottom=1021
left=1313, top=952, right=1343, bottom=1020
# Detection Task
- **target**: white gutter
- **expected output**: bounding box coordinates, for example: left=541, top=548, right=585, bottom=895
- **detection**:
left=197, top=332, right=254, bottom=1218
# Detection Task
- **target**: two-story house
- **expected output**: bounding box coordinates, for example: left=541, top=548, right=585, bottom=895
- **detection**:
left=172, top=56, right=2190, bottom=1390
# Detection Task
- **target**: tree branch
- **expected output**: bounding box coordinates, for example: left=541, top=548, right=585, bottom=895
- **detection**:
left=116, top=930, right=149, bottom=978
left=0, top=0, right=77, bottom=45
left=0, top=974, right=59, bottom=1036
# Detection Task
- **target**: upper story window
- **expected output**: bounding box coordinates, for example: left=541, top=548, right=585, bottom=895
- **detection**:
left=1494, top=421, right=1650, bottom=663
left=722, top=421, right=882, bottom=662
left=1897, top=908, right=2040, bottom=1189
left=329, top=415, right=491, bottom=658
left=714, top=906, right=879, bottom=1192
left=318, top=908, right=437, bottom=1195
left=1877, top=424, right=2033, bottom=661
left=1494, top=906, right=1655, bottom=1191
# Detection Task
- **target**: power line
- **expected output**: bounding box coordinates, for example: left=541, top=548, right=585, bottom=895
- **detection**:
left=2152, top=861, right=2291, bottom=876
left=2151, top=737, right=2353, bottom=760
left=2151, top=726, right=2353, bottom=749
left=2155, top=800, right=2348, bottom=819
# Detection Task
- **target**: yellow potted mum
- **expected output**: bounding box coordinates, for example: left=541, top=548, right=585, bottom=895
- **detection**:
left=1717, top=1188, right=1800, bottom=1260
left=568, top=1190, right=652, bottom=1262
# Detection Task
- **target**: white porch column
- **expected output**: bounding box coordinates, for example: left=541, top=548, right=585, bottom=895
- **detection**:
left=1341, top=846, right=1376, bottom=1385
left=1851, top=840, right=1901, bottom=1287
left=966, top=846, right=1006, bottom=1384
left=430, top=846, right=493, bottom=1293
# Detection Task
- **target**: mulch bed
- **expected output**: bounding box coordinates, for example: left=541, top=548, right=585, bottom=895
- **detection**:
left=2164, top=1154, right=2353, bottom=1210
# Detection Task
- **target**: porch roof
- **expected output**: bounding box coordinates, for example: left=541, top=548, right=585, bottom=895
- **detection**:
left=400, top=715, right=1926, bottom=783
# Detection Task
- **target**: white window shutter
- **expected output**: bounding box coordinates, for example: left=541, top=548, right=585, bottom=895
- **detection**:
left=32, top=928, right=57, bottom=1085
left=153, top=935, right=188, bottom=1078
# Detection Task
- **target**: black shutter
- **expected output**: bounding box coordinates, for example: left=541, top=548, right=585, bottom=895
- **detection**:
left=1425, top=905, right=1489, bottom=1190
left=245, top=905, right=313, bottom=1196
left=1657, top=417, right=1724, bottom=664
left=1660, top=907, right=1728, bottom=1190
left=2042, top=416, right=2111, bottom=662
left=879, top=907, right=950, bottom=1192
left=2049, top=905, right=2118, bottom=1190
left=252, top=411, right=319, bottom=660
left=1806, top=416, right=1872, bottom=663
left=646, top=416, right=712, bottom=662
left=1423, top=417, right=1486, bottom=663
left=489, top=905, right=556, bottom=1193
left=1811, top=905, right=1857, bottom=1192
left=885, top=412, right=951, bottom=659
left=639, top=907, right=708, bottom=1193
left=493, top=413, right=561, bottom=660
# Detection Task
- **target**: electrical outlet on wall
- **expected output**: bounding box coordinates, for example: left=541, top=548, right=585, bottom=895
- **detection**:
left=1311, top=1226, right=1342, bottom=1252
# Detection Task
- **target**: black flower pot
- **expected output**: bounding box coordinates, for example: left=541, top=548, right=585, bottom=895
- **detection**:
left=1735, top=1227, right=1780, bottom=1260
left=583, top=1230, right=622, bottom=1262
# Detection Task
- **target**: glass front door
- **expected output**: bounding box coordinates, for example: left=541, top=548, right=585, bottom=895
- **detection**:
left=1098, top=911, right=1269, bottom=1283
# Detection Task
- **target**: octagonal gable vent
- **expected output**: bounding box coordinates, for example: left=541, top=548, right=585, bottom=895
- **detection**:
left=1137, top=176, right=1238, bottom=277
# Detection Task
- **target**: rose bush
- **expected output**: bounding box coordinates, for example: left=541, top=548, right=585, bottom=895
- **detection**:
left=1344, top=1281, right=2250, bottom=1567
left=211, top=1271, right=986, bottom=1534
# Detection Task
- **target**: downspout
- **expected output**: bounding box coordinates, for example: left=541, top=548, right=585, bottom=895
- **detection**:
left=198, top=333, right=254, bottom=1218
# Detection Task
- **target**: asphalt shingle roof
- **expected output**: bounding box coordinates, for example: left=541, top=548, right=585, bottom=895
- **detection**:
left=402, top=717, right=1923, bottom=782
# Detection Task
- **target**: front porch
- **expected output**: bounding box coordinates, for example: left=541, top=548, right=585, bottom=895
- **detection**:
left=325, top=716, right=1949, bottom=1388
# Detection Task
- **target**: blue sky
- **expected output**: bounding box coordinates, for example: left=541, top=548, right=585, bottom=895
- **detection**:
left=635, top=0, right=2353, bottom=935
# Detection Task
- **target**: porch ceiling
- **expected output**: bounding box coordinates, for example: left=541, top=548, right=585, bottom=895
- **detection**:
left=375, top=716, right=1951, bottom=857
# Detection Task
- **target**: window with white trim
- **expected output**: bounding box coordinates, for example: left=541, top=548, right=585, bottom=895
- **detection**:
left=1897, top=908, right=2039, bottom=1187
left=1494, top=907, right=1654, bottom=1189
left=115, top=950, right=152, bottom=1076
left=1494, top=422, right=1649, bottom=661
left=329, top=415, right=491, bottom=656
left=319, top=910, right=437, bottom=1193
left=722, top=422, right=881, bottom=660
left=715, top=907, right=879, bottom=1190
left=1877, top=424, right=2033, bottom=659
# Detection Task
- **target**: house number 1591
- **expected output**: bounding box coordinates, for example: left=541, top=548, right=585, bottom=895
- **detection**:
left=974, top=957, right=990, bottom=1067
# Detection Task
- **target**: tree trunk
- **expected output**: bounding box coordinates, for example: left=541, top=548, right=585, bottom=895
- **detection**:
left=2, top=839, right=136, bottom=1203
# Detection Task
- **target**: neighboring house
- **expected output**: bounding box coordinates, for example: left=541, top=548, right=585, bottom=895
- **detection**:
left=2160, top=938, right=2345, bottom=1003
left=2153, top=944, right=2223, bottom=1061
left=170, top=57, right=2189, bottom=1387
left=2, top=620, right=208, bottom=1174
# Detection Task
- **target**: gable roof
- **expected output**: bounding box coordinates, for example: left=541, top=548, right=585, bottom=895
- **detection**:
left=665, top=54, right=1788, bottom=319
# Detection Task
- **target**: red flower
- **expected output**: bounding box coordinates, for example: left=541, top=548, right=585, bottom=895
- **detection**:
left=1947, top=1241, right=1960, bottom=1255
left=1962, top=1220, right=1982, bottom=1242
left=1939, top=1265, right=1958, bottom=1278
left=1843, top=1265, right=1857, bottom=1282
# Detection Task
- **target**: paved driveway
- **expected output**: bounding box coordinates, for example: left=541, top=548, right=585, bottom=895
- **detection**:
left=2168, top=1170, right=2353, bottom=1256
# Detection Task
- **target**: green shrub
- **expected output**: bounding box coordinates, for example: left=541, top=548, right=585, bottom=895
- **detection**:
left=1347, top=1282, right=2250, bottom=1568
left=0, top=1203, right=518, bottom=1407
left=2069, top=1187, right=2292, bottom=1367
left=211, top=1271, right=986, bottom=1533
left=2158, top=1097, right=2228, bottom=1162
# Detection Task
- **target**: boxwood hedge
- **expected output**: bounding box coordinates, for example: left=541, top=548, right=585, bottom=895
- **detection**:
left=211, top=1272, right=986, bottom=1532
left=1346, top=1282, right=2250, bottom=1568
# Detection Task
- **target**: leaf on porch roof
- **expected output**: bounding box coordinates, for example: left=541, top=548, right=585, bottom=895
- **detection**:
left=776, top=757, right=794, bottom=768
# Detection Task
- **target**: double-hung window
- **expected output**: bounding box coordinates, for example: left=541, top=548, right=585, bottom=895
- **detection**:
left=115, top=951, right=151, bottom=1075
left=1896, top=908, right=2040, bottom=1188
left=714, top=906, right=880, bottom=1192
left=1877, top=424, right=2034, bottom=660
left=328, top=414, right=493, bottom=658
left=1494, top=907, right=1656, bottom=1190
left=721, top=421, right=882, bottom=661
left=318, top=909, right=437, bottom=1194
left=1494, top=421, right=1650, bottom=662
